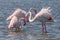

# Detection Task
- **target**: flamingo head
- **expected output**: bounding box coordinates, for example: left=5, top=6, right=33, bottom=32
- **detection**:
left=25, top=8, right=37, bottom=18
left=29, top=8, right=37, bottom=14
left=23, top=17, right=29, bottom=25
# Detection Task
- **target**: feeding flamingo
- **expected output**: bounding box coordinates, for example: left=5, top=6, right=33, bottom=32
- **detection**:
left=8, top=16, right=22, bottom=30
left=7, top=8, right=36, bottom=30
left=7, top=8, right=28, bottom=29
left=26, top=7, right=55, bottom=33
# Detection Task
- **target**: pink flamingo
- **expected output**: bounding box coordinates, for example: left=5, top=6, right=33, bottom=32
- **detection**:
left=7, top=8, right=28, bottom=29
left=27, top=7, right=55, bottom=33
left=8, top=16, right=22, bottom=30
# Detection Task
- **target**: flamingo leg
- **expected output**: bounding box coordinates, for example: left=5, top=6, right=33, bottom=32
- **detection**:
left=42, top=23, right=44, bottom=33
left=15, top=22, right=22, bottom=31
left=16, top=25, right=22, bottom=31
left=19, top=24, right=22, bottom=29
left=42, top=23, right=47, bottom=33
left=44, top=23, right=47, bottom=33
left=18, top=22, right=22, bottom=29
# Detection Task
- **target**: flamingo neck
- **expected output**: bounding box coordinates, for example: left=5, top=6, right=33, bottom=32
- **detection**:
left=29, top=12, right=36, bottom=22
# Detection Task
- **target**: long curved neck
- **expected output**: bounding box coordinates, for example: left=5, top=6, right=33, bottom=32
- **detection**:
left=29, top=11, right=37, bottom=22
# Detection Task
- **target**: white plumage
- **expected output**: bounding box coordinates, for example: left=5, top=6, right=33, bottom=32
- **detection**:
left=28, top=7, right=55, bottom=33
left=7, top=8, right=28, bottom=30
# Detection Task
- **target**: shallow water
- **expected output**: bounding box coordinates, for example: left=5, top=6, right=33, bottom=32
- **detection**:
left=0, top=0, right=60, bottom=40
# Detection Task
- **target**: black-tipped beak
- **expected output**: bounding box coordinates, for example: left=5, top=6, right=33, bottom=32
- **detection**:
left=23, top=23, right=26, bottom=26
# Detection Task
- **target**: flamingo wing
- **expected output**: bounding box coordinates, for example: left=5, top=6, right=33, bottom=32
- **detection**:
left=6, top=8, right=27, bottom=20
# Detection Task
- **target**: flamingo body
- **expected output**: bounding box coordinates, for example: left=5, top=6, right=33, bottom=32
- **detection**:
left=28, top=7, right=55, bottom=33
left=7, top=8, right=27, bottom=20
left=8, top=16, right=21, bottom=29
left=7, top=8, right=28, bottom=30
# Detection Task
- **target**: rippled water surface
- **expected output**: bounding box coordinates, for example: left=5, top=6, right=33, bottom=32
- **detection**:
left=0, top=0, right=60, bottom=40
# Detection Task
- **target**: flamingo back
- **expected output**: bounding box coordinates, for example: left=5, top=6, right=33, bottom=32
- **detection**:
left=8, top=16, right=20, bottom=28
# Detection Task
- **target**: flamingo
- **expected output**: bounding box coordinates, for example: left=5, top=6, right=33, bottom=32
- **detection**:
left=8, top=16, right=22, bottom=30
left=27, top=7, right=55, bottom=33
left=7, top=8, right=28, bottom=29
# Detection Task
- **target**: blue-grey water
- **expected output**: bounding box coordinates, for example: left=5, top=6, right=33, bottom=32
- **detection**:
left=0, top=0, right=60, bottom=40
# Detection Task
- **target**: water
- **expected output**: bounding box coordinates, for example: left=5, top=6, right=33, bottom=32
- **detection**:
left=0, top=0, right=60, bottom=40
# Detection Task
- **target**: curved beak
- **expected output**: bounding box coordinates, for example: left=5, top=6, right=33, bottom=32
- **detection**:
left=23, top=22, right=26, bottom=26
left=23, top=17, right=29, bottom=26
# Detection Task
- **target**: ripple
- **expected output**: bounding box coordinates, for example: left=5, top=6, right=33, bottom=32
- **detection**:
left=0, top=0, right=60, bottom=40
